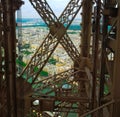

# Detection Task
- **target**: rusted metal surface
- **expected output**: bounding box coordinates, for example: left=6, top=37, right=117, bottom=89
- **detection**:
left=0, top=0, right=13, bottom=116
left=92, top=0, right=101, bottom=110
left=78, top=0, right=93, bottom=115
left=18, top=1, right=95, bottom=115
left=0, top=1, right=8, bottom=116
left=81, top=0, right=92, bottom=57
left=20, top=0, right=83, bottom=84
left=98, top=0, right=119, bottom=117
left=1, top=0, right=120, bottom=116
left=0, top=0, right=22, bottom=117
left=18, top=0, right=101, bottom=116
left=16, top=78, right=32, bottom=116
left=80, top=100, right=115, bottom=117
left=112, top=1, right=120, bottom=116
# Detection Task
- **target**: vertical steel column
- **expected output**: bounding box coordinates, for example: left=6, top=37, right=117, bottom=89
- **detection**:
left=3, top=0, right=17, bottom=116
left=14, top=1, right=24, bottom=117
left=0, top=1, right=2, bottom=74
left=0, top=1, right=7, bottom=117
left=0, top=0, right=3, bottom=79
left=0, top=1, right=11, bottom=117
left=99, top=0, right=108, bottom=106
left=92, top=0, right=101, bottom=109
left=98, top=1, right=109, bottom=117
left=112, top=1, right=120, bottom=116
left=0, top=0, right=22, bottom=117
left=81, top=0, right=92, bottom=57
left=78, top=0, right=92, bottom=116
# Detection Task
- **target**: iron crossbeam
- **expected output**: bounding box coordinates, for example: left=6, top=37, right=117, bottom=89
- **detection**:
left=20, top=0, right=83, bottom=84
left=33, top=68, right=74, bottom=90
left=0, top=0, right=20, bottom=117
left=29, top=0, right=81, bottom=63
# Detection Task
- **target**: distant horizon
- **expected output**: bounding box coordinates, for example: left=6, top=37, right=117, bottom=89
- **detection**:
left=16, top=17, right=82, bottom=25
left=20, top=0, right=81, bottom=19
left=16, top=18, right=81, bottom=30
left=16, top=17, right=81, bottom=20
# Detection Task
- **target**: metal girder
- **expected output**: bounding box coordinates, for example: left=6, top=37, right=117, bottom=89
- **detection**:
left=107, top=38, right=116, bottom=51
left=81, top=0, right=92, bottom=57
left=20, top=0, right=83, bottom=84
left=99, top=12, right=117, bottom=105
left=32, top=68, right=89, bottom=96
left=29, top=0, right=58, bottom=26
left=97, top=1, right=119, bottom=117
left=77, top=0, right=93, bottom=115
left=91, top=0, right=101, bottom=109
left=55, top=103, right=78, bottom=114
left=79, top=101, right=114, bottom=117
left=0, top=1, right=10, bottom=117
left=29, top=0, right=81, bottom=63
left=33, top=68, right=75, bottom=90
left=0, top=0, right=21, bottom=117
left=112, top=1, right=120, bottom=116
left=30, top=68, right=90, bottom=115
left=56, top=97, right=89, bottom=103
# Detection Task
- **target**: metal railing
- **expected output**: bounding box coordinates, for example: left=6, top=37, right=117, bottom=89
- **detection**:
left=80, top=100, right=115, bottom=117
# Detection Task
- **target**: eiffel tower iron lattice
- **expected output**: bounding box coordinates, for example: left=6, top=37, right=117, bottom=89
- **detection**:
left=20, top=0, right=83, bottom=85
left=1, top=0, right=120, bottom=116
left=32, top=68, right=89, bottom=95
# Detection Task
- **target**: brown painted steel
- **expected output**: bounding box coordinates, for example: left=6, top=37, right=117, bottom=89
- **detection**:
left=20, top=0, right=83, bottom=85
left=1, top=0, right=120, bottom=116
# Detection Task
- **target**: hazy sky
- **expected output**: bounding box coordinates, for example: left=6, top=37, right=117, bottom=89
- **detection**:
left=21, top=0, right=70, bottom=18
